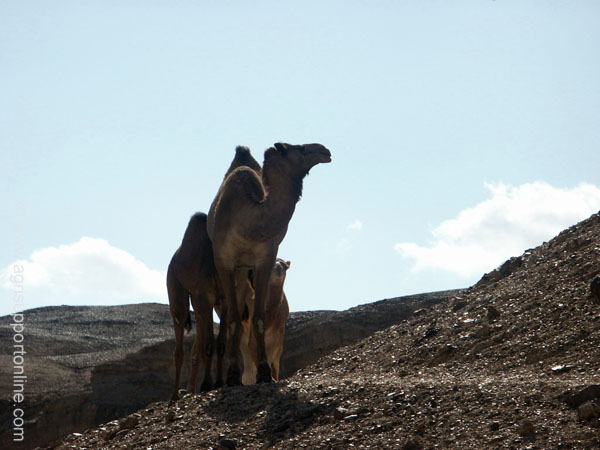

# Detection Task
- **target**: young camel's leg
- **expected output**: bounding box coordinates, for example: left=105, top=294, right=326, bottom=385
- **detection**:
left=251, top=260, right=275, bottom=383
left=271, top=360, right=280, bottom=381
left=270, top=327, right=285, bottom=381
left=167, top=273, right=189, bottom=401
left=264, top=326, right=283, bottom=381
left=187, top=294, right=216, bottom=392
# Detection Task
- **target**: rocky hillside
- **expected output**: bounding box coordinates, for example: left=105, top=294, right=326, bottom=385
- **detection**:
left=87, top=291, right=453, bottom=431
left=280, top=290, right=458, bottom=378
left=0, top=303, right=173, bottom=450
left=0, top=288, right=454, bottom=449
left=51, top=211, right=600, bottom=449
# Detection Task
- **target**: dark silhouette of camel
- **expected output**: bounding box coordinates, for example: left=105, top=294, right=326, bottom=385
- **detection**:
left=207, top=142, right=331, bottom=385
left=166, top=147, right=260, bottom=400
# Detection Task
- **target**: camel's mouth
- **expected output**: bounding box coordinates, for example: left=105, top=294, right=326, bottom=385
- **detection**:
left=303, top=144, right=332, bottom=164
left=319, top=152, right=332, bottom=163
left=272, top=264, right=285, bottom=278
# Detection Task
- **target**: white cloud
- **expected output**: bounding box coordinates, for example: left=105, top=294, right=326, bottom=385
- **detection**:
left=337, top=219, right=364, bottom=253
left=395, top=182, right=600, bottom=278
left=347, top=219, right=363, bottom=231
left=1, top=237, right=167, bottom=316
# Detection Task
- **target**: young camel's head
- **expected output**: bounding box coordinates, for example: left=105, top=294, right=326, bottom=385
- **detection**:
left=264, top=142, right=331, bottom=176
left=270, top=258, right=291, bottom=288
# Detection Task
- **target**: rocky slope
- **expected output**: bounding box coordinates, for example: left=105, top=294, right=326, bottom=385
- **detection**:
left=1, top=289, right=454, bottom=449
left=279, top=290, right=458, bottom=378
left=50, top=211, right=600, bottom=449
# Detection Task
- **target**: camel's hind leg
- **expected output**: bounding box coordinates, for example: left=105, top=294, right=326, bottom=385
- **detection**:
left=214, top=302, right=227, bottom=388
left=167, top=271, right=189, bottom=401
left=188, top=294, right=216, bottom=392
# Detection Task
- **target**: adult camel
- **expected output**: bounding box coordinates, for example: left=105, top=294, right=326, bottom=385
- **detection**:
left=207, top=142, right=331, bottom=385
left=167, top=146, right=261, bottom=400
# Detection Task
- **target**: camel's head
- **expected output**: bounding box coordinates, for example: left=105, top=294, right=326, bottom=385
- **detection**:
left=270, top=258, right=291, bottom=286
left=265, top=142, right=331, bottom=174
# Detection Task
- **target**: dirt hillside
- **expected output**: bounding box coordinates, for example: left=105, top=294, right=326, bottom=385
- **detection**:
left=52, top=211, right=600, bottom=449
left=1, top=287, right=455, bottom=449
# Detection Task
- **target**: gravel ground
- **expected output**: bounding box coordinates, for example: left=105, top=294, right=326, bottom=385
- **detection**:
left=51, top=211, right=600, bottom=449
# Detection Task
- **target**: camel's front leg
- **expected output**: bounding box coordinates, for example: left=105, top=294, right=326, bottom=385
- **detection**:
left=217, top=267, right=244, bottom=386
left=240, top=317, right=256, bottom=385
left=252, top=262, right=275, bottom=383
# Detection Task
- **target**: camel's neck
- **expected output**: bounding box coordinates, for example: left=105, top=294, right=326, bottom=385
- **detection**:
left=253, top=164, right=305, bottom=240
left=266, top=282, right=285, bottom=323
left=267, top=282, right=284, bottom=307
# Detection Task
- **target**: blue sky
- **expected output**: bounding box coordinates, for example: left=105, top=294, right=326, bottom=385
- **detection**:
left=2, top=1, right=600, bottom=317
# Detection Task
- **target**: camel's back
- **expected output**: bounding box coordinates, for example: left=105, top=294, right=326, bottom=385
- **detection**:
left=180, top=213, right=210, bottom=251
left=208, top=146, right=262, bottom=238
left=171, top=212, right=217, bottom=291
left=225, top=146, right=261, bottom=178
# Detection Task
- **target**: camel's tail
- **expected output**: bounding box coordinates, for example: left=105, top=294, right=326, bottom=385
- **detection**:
left=185, top=311, right=192, bottom=333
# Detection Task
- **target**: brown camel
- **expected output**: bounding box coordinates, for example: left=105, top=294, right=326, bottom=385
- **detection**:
left=167, top=146, right=261, bottom=400
left=207, top=142, right=331, bottom=385
left=167, top=230, right=286, bottom=397
left=240, top=258, right=290, bottom=384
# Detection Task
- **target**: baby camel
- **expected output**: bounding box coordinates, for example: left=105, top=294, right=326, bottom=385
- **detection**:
left=240, top=258, right=290, bottom=384
left=167, top=146, right=260, bottom=400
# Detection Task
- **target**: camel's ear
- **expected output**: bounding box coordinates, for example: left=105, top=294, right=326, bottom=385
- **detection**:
left=274, top=142, right=288, bottom=154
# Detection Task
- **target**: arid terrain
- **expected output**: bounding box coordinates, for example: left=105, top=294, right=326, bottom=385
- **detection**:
left=44, top=211, right=600, bottom=449
left=1, top=281, right=452, bottom=449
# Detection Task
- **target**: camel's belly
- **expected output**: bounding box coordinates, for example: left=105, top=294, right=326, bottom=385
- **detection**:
left=215, top=230, right=277, bottom=269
